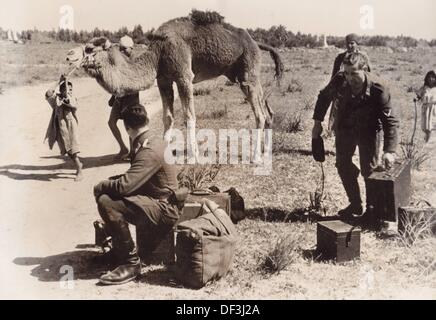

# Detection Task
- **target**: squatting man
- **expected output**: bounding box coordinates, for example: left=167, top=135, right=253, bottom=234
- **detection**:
left=93, top=104, right=180, bottom=285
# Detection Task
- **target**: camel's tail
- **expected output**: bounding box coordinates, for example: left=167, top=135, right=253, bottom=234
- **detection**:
left=257, top=42, right=284, bottom=85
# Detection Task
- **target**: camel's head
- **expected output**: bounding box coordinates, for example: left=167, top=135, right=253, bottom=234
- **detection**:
left=66, top=37, right=113, bottom=77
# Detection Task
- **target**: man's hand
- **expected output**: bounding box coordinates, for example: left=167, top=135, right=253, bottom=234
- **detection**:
left=312, top=120, right=323, bottom=139
left=382, top=152, right=396, bottom=169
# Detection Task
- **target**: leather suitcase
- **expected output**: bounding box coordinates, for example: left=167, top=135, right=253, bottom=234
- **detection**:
left=317, top=220, right=361, bottom=263
left=366, top=160, right=412, bottom=222
left=185, top=191, right=231, bottom=219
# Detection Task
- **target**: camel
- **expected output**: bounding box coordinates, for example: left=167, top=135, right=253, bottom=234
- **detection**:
left=68, top=10, right=284, bottom=161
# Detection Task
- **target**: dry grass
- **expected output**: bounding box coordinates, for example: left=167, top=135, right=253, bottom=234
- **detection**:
left=398, top=214, right=433, bottom=247
left=0, top=41, right=86, bottom=90
left=179, top=47, right=436, bottom=298
left=284, top=78, right=303, bottom=94
left=193, top=87, right=212, bottom=96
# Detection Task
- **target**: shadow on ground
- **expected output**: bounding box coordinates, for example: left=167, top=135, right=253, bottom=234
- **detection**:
left=245, top=207, right=340, bottom=223
left=273, top=148, right=336, bottom=157
left=13, top=248, right=183, bottom=287
left=0, top=154, right=127, bottom=181
left=13, top=250, right=106, bottom=282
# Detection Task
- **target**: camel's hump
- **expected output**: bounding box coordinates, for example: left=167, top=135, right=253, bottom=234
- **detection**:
left=151, top=10, right=244, bottom=42
left=189, top=10, right=225, bottom=25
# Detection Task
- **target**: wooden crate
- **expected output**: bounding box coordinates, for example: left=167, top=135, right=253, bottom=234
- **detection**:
left=317, top=220, right=361, bottom=263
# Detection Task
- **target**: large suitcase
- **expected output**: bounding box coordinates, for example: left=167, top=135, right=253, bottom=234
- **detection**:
left=366, top=160, right=412, bottom=222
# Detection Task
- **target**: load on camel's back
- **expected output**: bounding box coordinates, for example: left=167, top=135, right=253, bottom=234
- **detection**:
left=67, top=10, right=284, bottom=162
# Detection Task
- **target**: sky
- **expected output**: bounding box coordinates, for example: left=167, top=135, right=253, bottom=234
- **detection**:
left=1, top=0, right=435, bottom=40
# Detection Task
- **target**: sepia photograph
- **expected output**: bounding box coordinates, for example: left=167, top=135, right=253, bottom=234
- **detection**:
left=0, top=0, right=435, bottom=301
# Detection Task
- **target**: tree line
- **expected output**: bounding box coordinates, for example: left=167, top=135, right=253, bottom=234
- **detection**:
left=1, top=24, right=435, bottom=48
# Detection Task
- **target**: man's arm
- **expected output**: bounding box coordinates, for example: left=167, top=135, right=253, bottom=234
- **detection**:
left=108, top=95, right=117, bottom=107
left=313, top=74, right=342, bottom=122
left=61, top=95, right=78, bottom=110
left=331, top=53, right=343, bottom=78
left=375, top=84, right=399, bottom=153
left=94, top=148, right=161, bottom=198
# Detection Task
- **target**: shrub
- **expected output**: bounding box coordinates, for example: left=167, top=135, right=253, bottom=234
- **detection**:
left=398, top=210, right=433, bottom=247
left=400, top=140, right=431, bottom=170
left=285, top=79, right=303, bottom=94
left=274, top=112, right=304, bottom=134
left=177, top=164, right=221, bottom=190
left=260, top=232, right=304, bottom=275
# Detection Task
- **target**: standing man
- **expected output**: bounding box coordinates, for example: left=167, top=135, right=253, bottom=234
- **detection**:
left=107, top=35, right=140, bottom=160
left=331, top=33, right=371, bottom=78
left=93, top=104, right=180, bottom=285
left=328, top=33, right=372, bottom=133
left=312, top=52, right=398, bottom=225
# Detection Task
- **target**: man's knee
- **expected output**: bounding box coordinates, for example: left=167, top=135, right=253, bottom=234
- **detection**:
left=336, top=160, right=360, bottom=179
left=96, top=194, right=113, bottom=215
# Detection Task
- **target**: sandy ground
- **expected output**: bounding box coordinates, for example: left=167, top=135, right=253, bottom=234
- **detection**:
left=0, top=78, right=187, bottom=299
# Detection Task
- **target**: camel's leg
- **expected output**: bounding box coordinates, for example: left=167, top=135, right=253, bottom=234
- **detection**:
left=157, top=77, right=175, bottom=143
left=240, top=78, right=271, bottom=162
left=176, top=73, right=198, bottom=163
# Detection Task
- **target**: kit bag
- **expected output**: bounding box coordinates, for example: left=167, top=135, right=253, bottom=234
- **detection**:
left=174, top=199, right=238, bottom=289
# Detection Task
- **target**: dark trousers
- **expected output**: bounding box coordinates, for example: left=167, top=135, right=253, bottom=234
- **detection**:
left=96, top=194, right=175, bottom=260
left=335, top=129, right=379, bottom=207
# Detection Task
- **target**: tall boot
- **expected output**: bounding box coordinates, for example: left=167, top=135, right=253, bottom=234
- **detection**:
left=99, top=241, right=141, bottom=285
left=99, top=223, right=141, bottom=285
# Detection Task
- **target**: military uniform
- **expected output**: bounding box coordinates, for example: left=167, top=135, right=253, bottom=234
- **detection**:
left=328, top=50, right=372, bottom=133
left=94, top=130, right=179, bottom=265
left=313, top=72, right=399, bottom=210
